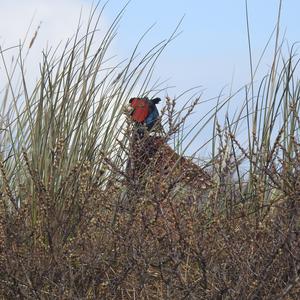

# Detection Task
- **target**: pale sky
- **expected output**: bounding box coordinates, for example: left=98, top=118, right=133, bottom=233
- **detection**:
left=98, top=0, right=300, bottom=95
left=1, top=0, right=299, bottom=96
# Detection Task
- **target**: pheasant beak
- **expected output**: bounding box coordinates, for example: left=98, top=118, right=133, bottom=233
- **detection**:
left=123, top=104, right=135, bottom=116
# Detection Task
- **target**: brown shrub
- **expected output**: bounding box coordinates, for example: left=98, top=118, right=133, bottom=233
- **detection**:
left=0, top=136, right=299, bottom=299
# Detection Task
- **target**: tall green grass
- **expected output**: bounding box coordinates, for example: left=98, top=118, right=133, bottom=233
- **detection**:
left=0, top=5, right=180, bottom=214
